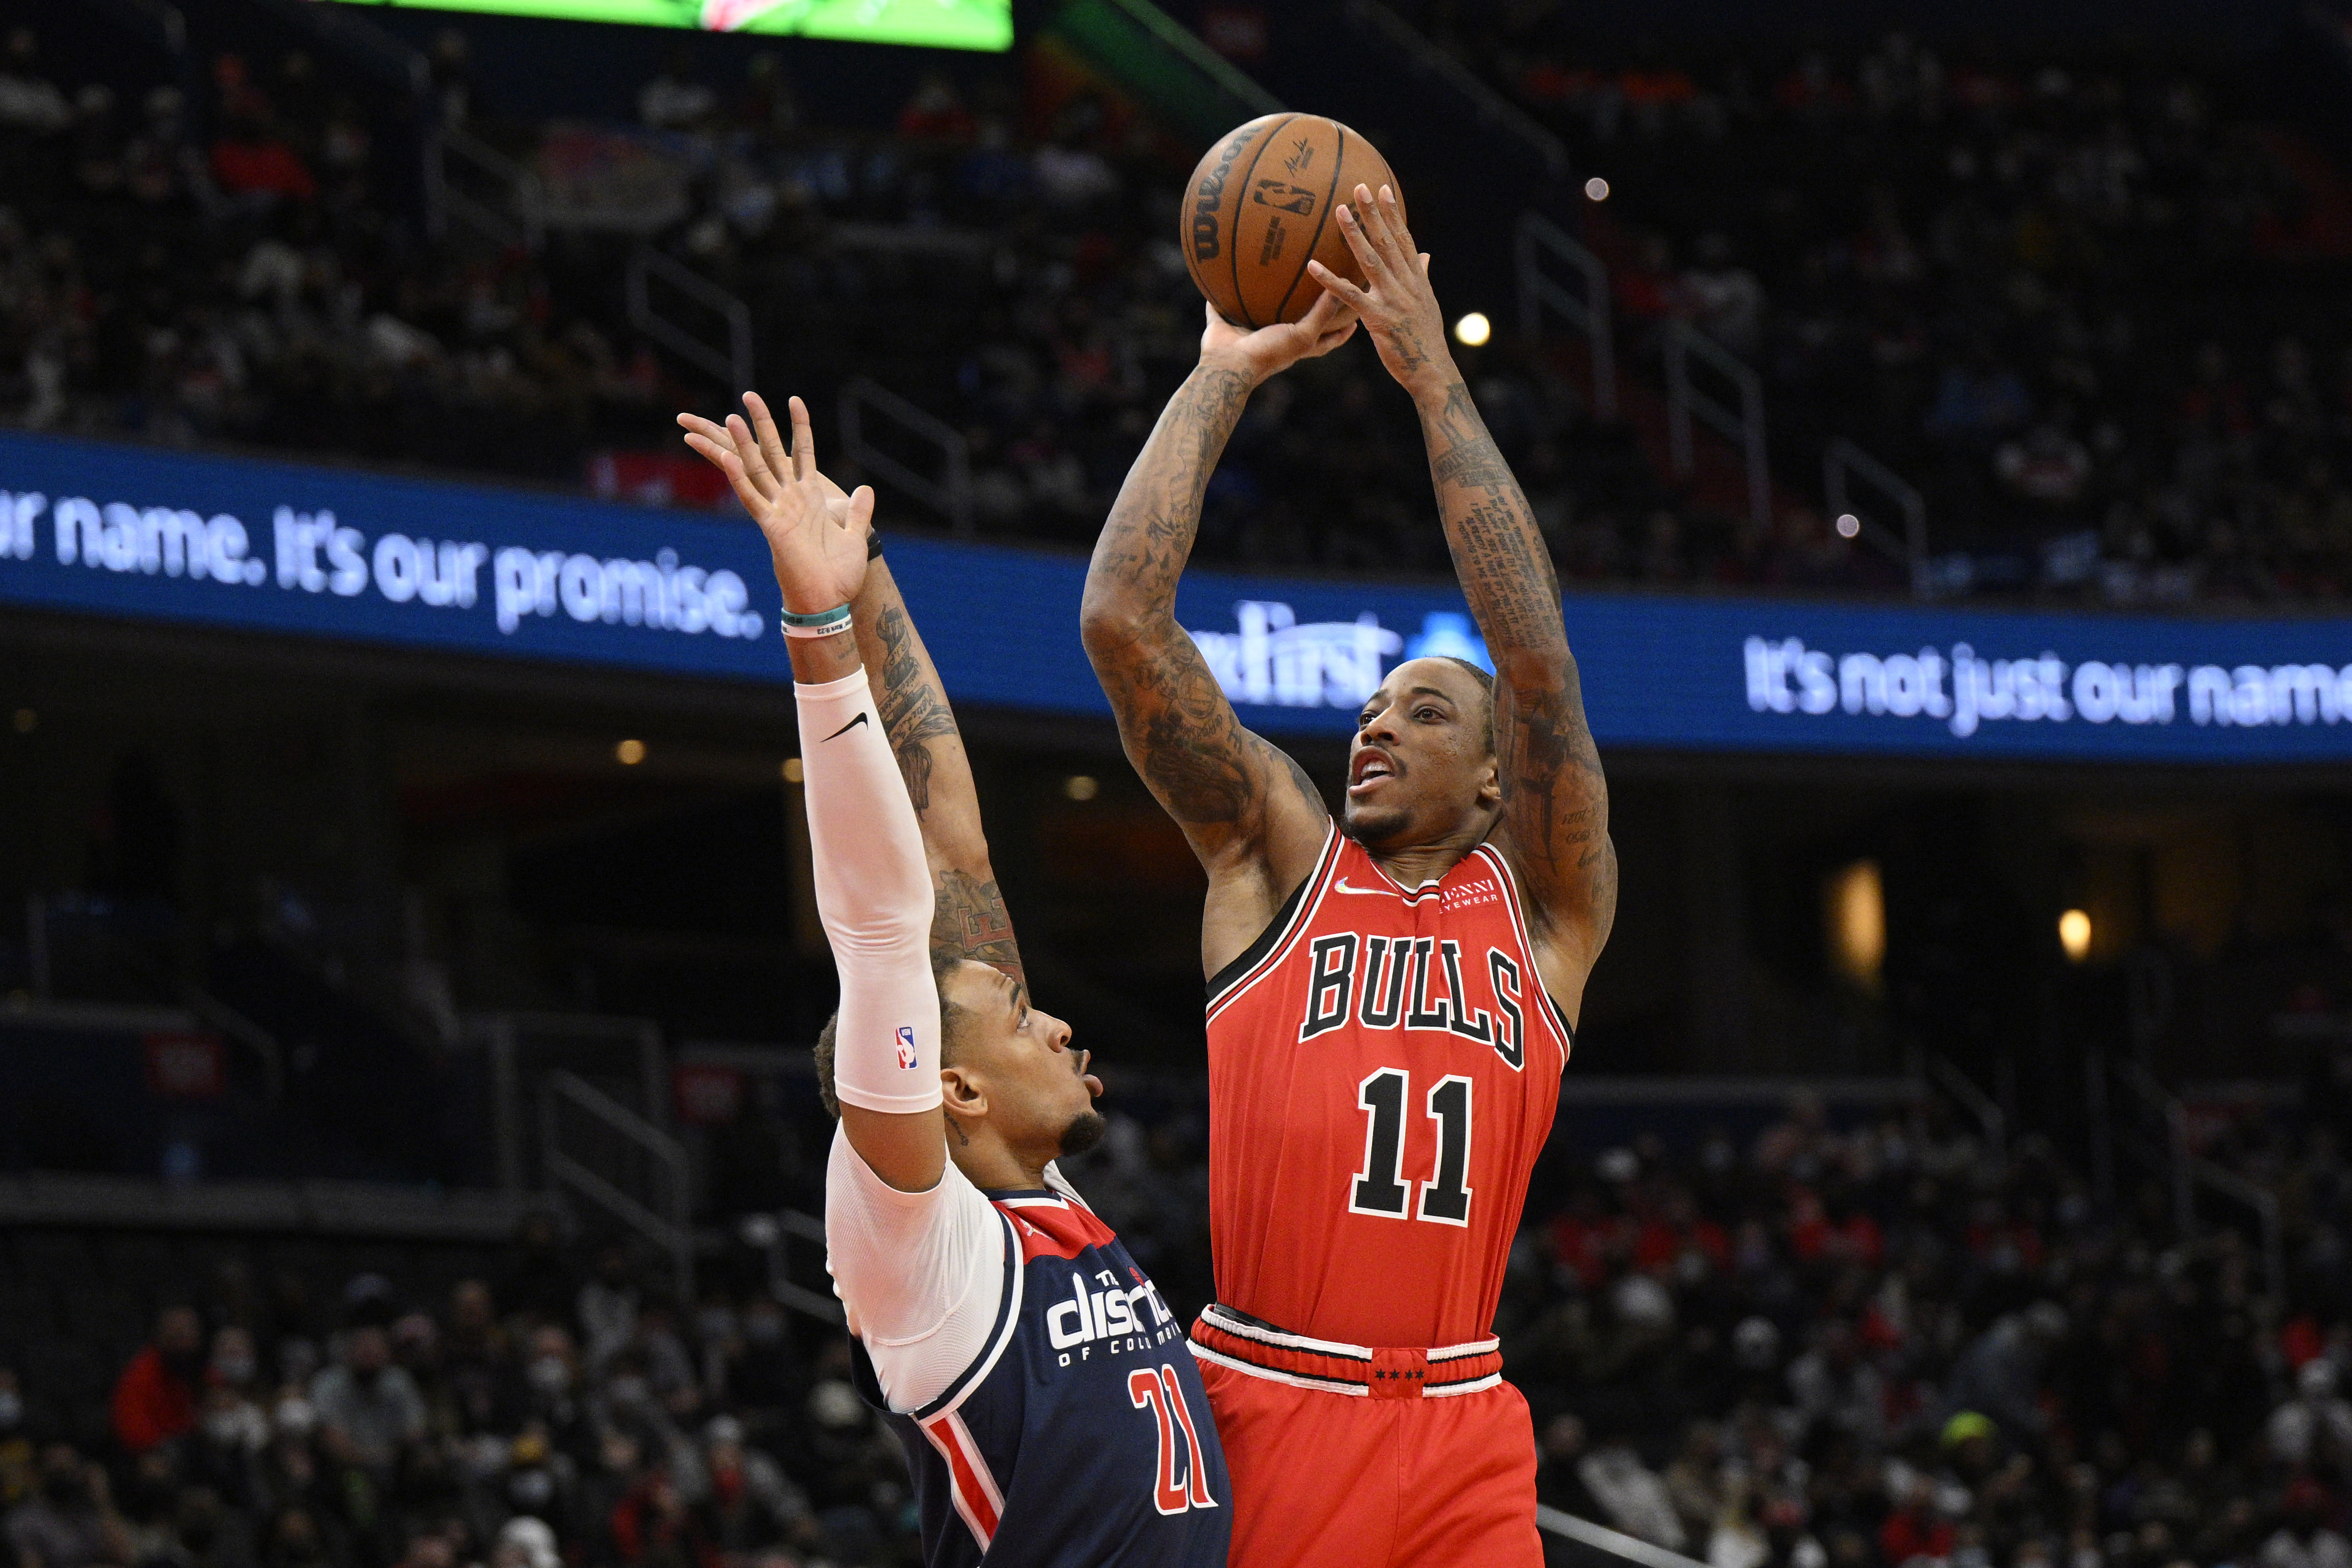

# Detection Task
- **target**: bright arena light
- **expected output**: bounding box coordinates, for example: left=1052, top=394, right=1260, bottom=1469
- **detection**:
left=781, top=757, right=803, bottom=783
left=1453, top=312, right=1492, bottom=348
left=1584, top=176, right=1610, bottom=201
left=1835, top=513, right=1861, bottom=538
left=1064, top=774, right=1100, bottom=801
left=2059, top=909, right=2093, bottom=962
left=615, top=738, right=646, bottom=766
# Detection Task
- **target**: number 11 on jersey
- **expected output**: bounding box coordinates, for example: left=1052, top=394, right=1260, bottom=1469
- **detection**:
left=1348, top=1068, right=1474, bottom=1226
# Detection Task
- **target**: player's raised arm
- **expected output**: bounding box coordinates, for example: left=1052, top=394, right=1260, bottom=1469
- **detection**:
left=687, top=402, right=944, bottom=1193
left=1079, top=301, right=1354, bottom=968
left=1309, top=185, right=1618, bottom=990
left=683, top=395, right=1023, bottom=986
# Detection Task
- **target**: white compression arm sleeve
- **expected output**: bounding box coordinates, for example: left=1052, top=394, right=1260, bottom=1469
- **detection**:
left=798, top=667, right=941, bottom=1114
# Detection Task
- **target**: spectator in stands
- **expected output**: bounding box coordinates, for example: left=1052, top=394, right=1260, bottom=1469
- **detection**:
left=1941, top=1302, right=2067, bottom=1442
left=576, top=1248, right=637, bottom=1371
left=111, top=1305, right=203, bottom=1457
left=5, top=1445, right=129, bottom=1568
left=2269, top=1358, right=2352, bottom=1470
left=0, top=1370, right=29, bottom=1508
left=2261, top=1478, right=2352, bottom=1568
left=307, top=1326, right=425, bottom=1479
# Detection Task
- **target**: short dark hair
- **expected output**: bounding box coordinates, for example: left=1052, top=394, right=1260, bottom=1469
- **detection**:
left=813, top=952, right=974, bottom=1120
left=1437, top=657, right=1497, bottom=754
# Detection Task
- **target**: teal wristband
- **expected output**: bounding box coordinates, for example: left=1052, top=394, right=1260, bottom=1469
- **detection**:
left=780, top=604, right=852, bottom=640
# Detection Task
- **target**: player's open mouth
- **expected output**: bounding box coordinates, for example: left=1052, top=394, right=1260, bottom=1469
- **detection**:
left=1348, top=748, right=1396, bottom=795
left=1076, top=1049, right=1102, bottom=1097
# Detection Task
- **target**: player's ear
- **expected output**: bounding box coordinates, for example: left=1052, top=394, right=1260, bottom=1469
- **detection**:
left=941, top=1066, right=986, bottom=1122
left=1476, top=753, right=1501, bottom=814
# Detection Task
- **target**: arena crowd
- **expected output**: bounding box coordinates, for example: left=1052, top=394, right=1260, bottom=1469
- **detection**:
left=8, top=18, right=2352, bottom=600
left=7, top=1069, right=2352, bottom=1568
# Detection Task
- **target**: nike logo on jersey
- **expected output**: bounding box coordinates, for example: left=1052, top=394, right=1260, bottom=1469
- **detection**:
left=822, top=712, right=870, bottom=741
left=1331, top=879, right=1395, bottom=896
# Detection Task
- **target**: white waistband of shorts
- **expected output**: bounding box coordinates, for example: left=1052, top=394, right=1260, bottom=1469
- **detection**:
left=1197, top=1302, right=1500, bottom=1363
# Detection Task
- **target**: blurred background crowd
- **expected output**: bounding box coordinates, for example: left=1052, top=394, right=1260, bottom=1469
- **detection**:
left=7, top=2, right=2352, bottom=599
left=14, top=1071, right=2352, bottom=1568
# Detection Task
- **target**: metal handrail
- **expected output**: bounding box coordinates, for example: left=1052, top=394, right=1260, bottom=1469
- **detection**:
left=427, top=128, right=545, bottom=251
left=744, top=1208, right=844, bottom=1326
left=1537, top=1507, right=1709, bottom=1568
left=1344, top=0, right=1570, bottom=179
left=838, top=377, right=974, bottom=536
left=1515, top=214, right=1614, bottom=421
left=1663, top=320, right=1769, bottom=529
left=2113, top=1060, right=2284, bottom=1297
left=540, top=1068, right=693, bottom=1301
left=1095, top=0, right=1282, bottom=116
left=1824, top=437, right=1928, bottom=596
left=1920, top=1051, right=2006, bottom=1162
left=187, top=992, right=285, bottom=1104
left=627, top=248, right=754, bottom=395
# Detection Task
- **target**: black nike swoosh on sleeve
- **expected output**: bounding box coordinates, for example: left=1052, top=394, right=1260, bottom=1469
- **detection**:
left=822, top=712, right=870, bottom=741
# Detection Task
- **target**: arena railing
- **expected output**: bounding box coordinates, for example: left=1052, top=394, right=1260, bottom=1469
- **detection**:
left=1342, top=0, right=1571, bottom=181
left=2112, top=1059, right=2284, bottom=1299
left=628, top=249, right=756, bottom=404
left=1823, top=437, right=1929, bottom=597
left=427, top=128, right=546, bottom=253
left=1663, top=320, right=1770, bottom=531
left=1516, top=214, right=1616, bottom=423
left=540, top=1067, right=695, bottom=1302
left=839, top=376, right=976, bottom=536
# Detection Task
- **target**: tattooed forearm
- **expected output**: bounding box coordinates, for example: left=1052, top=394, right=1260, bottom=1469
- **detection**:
left=931, top=868, right=1024, bottom=987
left=873, top=606, right=958, bottom=812
left=1083, top=363, right=1303, bottom=839
left=1416, top=377, right=1611, bottom=946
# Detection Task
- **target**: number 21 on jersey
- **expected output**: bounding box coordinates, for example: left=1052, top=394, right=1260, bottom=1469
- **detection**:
left=1348, top=1068, right=1473, bottom=1226
left=1127, top=1364, right=1216, bottom=1515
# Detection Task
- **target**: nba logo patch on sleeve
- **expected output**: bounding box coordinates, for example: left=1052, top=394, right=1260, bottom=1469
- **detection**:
left=896, top=1027, right=919, bottom=1070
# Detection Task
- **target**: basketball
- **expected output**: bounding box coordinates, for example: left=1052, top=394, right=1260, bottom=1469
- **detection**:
left=1180, top=112, right=1404, bottom=329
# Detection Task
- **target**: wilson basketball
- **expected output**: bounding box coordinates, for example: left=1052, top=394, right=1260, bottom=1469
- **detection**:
left=1181, top=113, right=1404, bottom=329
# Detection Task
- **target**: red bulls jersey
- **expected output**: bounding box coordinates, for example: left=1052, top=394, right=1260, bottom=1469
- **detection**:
left=1204, top=827, right=1572, bottom=1350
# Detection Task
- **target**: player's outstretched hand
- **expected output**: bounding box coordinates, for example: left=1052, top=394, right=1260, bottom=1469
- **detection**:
left=679, top=391, right=870, bottom=615
left=1198, top=290, right=1357, bottom=387
left=1308, top=183, right=1450, bottom=400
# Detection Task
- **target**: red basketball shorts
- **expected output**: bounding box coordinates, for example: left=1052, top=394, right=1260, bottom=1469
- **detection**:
left=1194, top=1352, right=1542, bottom=1568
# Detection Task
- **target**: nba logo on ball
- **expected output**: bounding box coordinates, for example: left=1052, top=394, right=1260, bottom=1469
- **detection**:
left=896, top=1027, right=918, bottom=1070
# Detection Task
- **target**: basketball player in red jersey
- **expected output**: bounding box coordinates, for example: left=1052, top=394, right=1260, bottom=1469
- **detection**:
left=1080, top=184, right=1617, bottom=1567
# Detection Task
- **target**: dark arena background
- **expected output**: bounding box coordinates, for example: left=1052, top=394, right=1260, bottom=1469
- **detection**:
left=8, top=0, right=2352, bottom=1562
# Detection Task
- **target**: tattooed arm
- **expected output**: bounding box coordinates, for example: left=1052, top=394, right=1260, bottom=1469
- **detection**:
left=1309, top=187, right=1617, bottom=1005
left=1079, top=298, right=1356, bottom=976
left=681, top=394, right=1023, bottom=984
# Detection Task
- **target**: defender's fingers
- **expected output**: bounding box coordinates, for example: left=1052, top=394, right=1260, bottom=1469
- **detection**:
left=744, top=391, right=794, bottom=482
left=678, top=417, right=731, bottom=457
left=725, top=415, right=781, bottom=499
left=786, top=395, right=817, bottom=482
left=844, top=484, right=875, bottom=533
left=713, top=446, right=766, bottom=518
